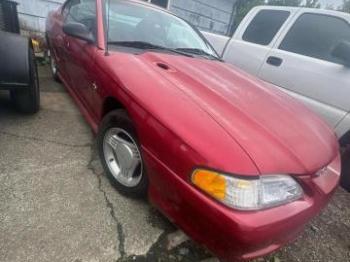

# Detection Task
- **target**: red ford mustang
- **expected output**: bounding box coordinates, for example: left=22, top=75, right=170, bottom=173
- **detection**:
left=46, top=0, right=341, bottom=261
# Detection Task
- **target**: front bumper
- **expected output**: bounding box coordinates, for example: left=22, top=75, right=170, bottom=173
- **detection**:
left=147, top=153, right=341, bottom=261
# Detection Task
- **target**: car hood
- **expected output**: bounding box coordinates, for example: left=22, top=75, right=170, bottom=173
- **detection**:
left=105, top=50, right=338, bottom=175
left=134, top=52, right=338, bottom=175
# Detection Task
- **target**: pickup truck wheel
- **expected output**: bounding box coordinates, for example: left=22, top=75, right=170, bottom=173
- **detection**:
left=341, top=145, right=350, bottom=192
left=11, top=48, right=40, bottom=114
left=97, top=110, right=148, bottom=197
left=49, top=53, right=61, bottom=82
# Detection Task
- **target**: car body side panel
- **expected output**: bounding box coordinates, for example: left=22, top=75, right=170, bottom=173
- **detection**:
left=63, top=36, right=100, bottom=120
left=46, top=8, right=71, bottom=84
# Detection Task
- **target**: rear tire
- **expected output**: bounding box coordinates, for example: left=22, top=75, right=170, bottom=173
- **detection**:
left=11, top=47, right=40, bottom=114
left=97, top=109, right=148, bottom=198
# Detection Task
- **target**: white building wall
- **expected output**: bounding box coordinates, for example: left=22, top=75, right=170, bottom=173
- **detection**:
left=16, top=0, right=65, bottom=34
left=15, top=0, right=237, bottom=36
left=169, top=0, right=237, bottom=35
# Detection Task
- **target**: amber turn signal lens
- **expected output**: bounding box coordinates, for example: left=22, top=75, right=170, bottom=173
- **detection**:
left=192, top=169, right=226, bottom=200
left=192, top=169, right=303, bottom=210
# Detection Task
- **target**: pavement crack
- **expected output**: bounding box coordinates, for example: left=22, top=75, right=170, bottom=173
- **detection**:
left=117, top=223, right=126, bottom=258
left=88, top=145, right=126, bottom=259
left=94, top=169, right=126, bottom=259
left=0, top=130, right=91, bottom=148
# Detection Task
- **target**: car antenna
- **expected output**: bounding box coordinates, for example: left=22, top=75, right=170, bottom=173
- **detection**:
left=105, top=0, right=111, bottom=56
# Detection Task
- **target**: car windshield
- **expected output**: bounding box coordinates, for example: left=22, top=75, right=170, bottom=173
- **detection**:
left=105, top=0, right=218, bottom=58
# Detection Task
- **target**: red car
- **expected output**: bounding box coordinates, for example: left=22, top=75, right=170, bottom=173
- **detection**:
left=46, top=0, right=341, bottom=261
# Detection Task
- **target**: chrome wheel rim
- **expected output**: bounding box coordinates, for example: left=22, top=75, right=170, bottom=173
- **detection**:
left=103, top=128, right=143, bottom=187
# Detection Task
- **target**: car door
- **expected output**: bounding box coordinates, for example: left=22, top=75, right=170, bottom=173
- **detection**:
left=62, top=0, right=100, bottom=119
left=222, top=7, right=294, bottom=76
left=259, top=10, right=350, bottom=131
left=47, top=1, right=76, bottom=83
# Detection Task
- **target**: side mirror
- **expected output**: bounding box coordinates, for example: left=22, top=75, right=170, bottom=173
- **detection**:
left=331, top=41, right=350, bottom=67
left=63, top=22, right=95, bottom=43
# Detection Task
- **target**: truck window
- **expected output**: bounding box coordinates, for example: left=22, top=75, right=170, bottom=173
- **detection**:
left=149, top=0, right=169, bottom=8
left=279, top=13, right=350, bottom=64
left=242, top=10, right=290, bottom=46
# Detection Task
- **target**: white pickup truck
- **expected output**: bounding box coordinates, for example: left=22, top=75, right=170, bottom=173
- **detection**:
left=203, top=6, right=350, bottom=137
left=202, top=6, right=350, bottom=190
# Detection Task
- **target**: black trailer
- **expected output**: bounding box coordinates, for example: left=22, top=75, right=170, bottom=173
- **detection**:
left=0, top=0, right=40, bottom=114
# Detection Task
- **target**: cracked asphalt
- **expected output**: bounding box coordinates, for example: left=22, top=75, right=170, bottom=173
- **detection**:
left=0, top=65, right=349, bottom=262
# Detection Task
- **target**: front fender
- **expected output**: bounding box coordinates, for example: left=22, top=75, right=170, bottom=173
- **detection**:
left=0, top=31, right=31, bottom=89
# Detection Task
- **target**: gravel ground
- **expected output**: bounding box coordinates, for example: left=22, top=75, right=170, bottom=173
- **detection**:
left=0, top=65, right=349, bottom=262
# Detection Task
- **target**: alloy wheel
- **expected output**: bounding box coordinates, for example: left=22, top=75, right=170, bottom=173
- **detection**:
left=103, top=128, right=143, bottom=187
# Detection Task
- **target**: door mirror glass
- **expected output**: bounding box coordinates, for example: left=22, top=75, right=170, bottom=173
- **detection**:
left=63, top=22, right=95, bottom=43
left=331, top=41, right=350, bottom=67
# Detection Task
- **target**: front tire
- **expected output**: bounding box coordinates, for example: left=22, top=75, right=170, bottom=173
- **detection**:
left=97, top=110, right=148, bottom=197
left=11, top=47, right=40, bottom=114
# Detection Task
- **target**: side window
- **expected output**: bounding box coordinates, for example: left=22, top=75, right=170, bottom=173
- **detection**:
left=62, top=0, right=79, bottom=19
left=279, top=13, right=350, bottom=64
left=242, top=10, right=290, bottom=46
left=141, top=0, right=169, bottom=8
left=64, top=0, right=96, bottom=34
left=150, top=0, right=169, bottom=8
left=66, top=0, right=96, bottom=23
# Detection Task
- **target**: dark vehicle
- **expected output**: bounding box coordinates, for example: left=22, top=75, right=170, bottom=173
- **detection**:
left=0, top=0, right=40, bottom=114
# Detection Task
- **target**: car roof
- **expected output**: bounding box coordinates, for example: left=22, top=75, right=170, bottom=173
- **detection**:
left=254, top=5, right=350, bottom=18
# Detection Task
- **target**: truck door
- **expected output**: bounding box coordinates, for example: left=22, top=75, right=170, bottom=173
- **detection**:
left=222, top=8, right=292, bottom=76
left=259, top=10, right=350, bottom=130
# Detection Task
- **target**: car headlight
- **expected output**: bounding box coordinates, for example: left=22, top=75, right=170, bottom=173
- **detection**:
left=191, top=169, right=303, bottom=210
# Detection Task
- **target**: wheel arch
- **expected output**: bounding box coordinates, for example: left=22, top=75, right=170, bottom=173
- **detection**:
left=0, top=31, right=32, bottom=88
left=101, top=96, right=127, bottom=119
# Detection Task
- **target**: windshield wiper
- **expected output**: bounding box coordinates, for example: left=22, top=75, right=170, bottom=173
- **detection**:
left=175, top=48, right=222, bottom=61
left=108, top=41, right=194, bottom=57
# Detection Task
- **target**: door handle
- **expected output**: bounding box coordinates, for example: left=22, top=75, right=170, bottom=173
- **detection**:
left=266, top=56, right=283, bottom=67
